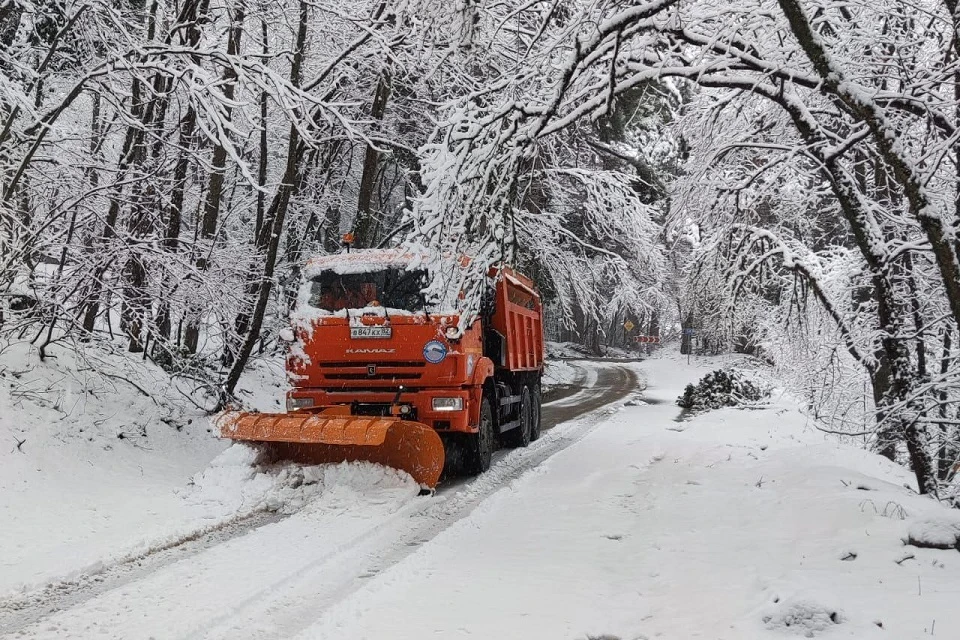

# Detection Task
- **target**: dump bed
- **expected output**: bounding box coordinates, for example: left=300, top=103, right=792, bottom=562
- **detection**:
left=489, top=268, right=544, bottom=372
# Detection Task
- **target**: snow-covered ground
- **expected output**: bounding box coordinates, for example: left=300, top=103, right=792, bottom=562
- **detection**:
left=0, top=341, right=286, bottom=598
left=3, top=348, right=960, bottom=639
left=0, top=340, right=595, bottom=607
left=547, top=340, right=641, bottom=360
left=547, top=340, right=596, bottom=358
left=291, top=354, right=960, bottom=640
left=542, top=358, right=583, bottom=391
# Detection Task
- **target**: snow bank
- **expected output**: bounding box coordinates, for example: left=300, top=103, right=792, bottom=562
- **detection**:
left=542, top=359, right=581, bottom=390
left=906, top=512, right=960, bottom=550
left=546, top=341, right=593, bottom=358
left=185, top=445, right=418, bottom=518
left=546, top=340, right=641, bottom=360
left=761, top=595, right=844, bottom=636
left=0, top=339, right=285, bottom=597
left=602, top=344, right=641, bottom=358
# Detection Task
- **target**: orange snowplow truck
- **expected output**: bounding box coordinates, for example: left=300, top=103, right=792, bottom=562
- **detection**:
left=218, top=249, right=545, bottom=489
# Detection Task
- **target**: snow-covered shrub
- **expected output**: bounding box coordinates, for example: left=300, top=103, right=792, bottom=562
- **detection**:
left=761, top=598, right=844, bottom=636
left=905, top=514, right=960, bottom=551
left=676, top=369, right=768, bottom=412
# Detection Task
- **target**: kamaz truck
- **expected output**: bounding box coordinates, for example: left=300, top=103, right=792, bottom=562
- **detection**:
left=218, top=248, right=545, bottom=488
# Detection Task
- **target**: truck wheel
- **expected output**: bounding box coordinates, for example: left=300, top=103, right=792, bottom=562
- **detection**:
left=464, top=397, right=494, bottom=475
left=530, top=384, right=542, bottom=441
left=504, top=386, right=532, bottom=448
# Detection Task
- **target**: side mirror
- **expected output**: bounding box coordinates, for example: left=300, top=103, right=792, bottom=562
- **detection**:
left=279, top=327, right=296, bottom=343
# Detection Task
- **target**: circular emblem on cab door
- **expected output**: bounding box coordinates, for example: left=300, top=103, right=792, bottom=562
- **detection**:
left=423, top=340, right=448, bottom=364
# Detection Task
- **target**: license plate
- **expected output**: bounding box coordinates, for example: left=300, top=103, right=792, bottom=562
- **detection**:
left=350, top=326, right=392, bottom=339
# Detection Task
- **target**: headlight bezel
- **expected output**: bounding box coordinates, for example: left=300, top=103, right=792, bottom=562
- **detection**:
left=431, top=397, right=464, bottom=412
left=286, top=396, right=315, bottom=412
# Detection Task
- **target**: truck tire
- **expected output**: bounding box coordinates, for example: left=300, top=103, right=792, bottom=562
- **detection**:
left=504, top=386, right=532, bottom=448
left=464, top=397, right=494, bottom=475
left=530, top=383, right=542, bottom=441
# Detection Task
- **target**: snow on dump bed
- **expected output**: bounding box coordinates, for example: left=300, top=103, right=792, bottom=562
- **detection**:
left=302, top=249, right=429, bottom=278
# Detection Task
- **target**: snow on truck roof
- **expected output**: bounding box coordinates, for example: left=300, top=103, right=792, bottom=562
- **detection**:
left=302, top=250, right=537, bottom=292
left=303, top=249, right=431, bottom=278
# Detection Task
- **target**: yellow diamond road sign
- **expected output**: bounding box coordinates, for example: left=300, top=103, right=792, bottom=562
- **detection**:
left=623, top=320, right=635, bottom=332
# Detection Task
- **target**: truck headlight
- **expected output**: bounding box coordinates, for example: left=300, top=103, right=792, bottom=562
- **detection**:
left=287, top=396, right=314, bottom=411
left=432, top=397, right=463, bottom=411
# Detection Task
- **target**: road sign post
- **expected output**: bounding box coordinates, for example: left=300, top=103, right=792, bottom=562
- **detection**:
left=681, top=327, right=697, bottom=359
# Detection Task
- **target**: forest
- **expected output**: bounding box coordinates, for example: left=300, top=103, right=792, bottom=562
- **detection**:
left=2, top=0, right=959, bottom=499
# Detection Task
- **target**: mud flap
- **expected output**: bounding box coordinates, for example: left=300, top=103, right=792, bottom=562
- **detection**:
left=216, top=411, right=445, bottom=488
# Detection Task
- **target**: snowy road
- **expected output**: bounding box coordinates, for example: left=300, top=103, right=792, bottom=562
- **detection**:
left=6, top=355, right=959, bottom=639
left=2, top=362, right=640, bottom=639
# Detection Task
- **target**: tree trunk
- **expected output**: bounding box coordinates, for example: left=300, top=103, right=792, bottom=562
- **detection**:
left=153, top=0, right=209, bottom=353
left=255, top=16, right=269, bottom=239
left=80, top=102, right=144, bottom=336
left=184, top=3, right=245, bottom=355
left=353, top=67, right=393, bottom=247
left=221, top=0, right=310, bottom=401
left=938, top=327, right=954, bottom=480
left=779, top=0, right=960, bottom=337
left=767, top=86, right=935, bottom=493
left=155, top=105, right=197, bottom=346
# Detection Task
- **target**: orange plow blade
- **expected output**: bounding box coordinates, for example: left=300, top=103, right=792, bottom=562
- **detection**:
left=216, top=411, right=445, bottom=488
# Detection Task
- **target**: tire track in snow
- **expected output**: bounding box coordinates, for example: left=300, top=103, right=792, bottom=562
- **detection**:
left=1, top=363, right=639, bottom=638
left=0, top=509, right=282, bottom=634
left=200, top=364, right=640, bottom=639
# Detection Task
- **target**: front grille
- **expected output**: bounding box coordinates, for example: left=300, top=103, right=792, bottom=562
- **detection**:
left=325, top=372, right=421, bottom=381
left=319, top=361, right=425, bottom=368
left=323, top=387, right=423, bottom=394
left=318, top=361, right=425, bottom=383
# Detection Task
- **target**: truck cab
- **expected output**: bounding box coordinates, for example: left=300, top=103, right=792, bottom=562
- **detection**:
left=284, top=249, right=544, bottom=473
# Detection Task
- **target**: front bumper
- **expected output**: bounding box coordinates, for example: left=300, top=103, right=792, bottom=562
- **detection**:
left=287, top=388, right=475, bottom=433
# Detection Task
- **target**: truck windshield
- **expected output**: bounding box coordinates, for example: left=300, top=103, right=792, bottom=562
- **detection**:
left=308, top=269, right=429, bottom=313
